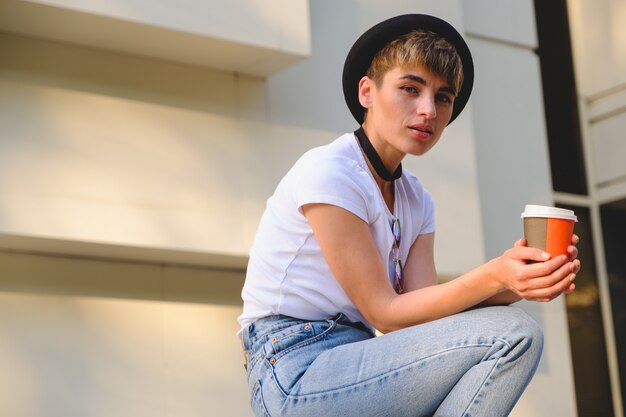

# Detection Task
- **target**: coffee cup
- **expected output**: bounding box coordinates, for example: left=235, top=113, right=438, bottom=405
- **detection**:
left=521, top=205, right=577, bottom=258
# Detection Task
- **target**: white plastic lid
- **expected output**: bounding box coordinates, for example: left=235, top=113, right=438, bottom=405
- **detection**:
left=521, top=204, right=578, bottom=222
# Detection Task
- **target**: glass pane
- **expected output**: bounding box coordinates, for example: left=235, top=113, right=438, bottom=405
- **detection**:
left=534, top=0, right=588, bottom=195
left=560, top=204, right=614, bottom=416
left=601, top=199, right=626, bottom=410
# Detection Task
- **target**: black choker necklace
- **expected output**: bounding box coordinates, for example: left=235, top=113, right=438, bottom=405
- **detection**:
left=354, top=127, right=402, bottom=181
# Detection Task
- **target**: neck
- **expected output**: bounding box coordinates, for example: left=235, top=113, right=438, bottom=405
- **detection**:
left=354, top=126, right=402, bottom=181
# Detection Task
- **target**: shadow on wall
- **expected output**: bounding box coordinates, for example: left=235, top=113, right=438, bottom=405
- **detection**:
left=0, top=32, right=250, bottom=119
left=0, top=251, right=245, bottom=307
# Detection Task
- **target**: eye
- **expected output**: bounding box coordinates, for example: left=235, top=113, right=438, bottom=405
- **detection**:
left=436, top=93, right=454, bottom=105
left=401, top=85, right=418, bottom=94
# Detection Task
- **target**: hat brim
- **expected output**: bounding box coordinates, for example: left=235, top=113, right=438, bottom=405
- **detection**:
left=342, top=14, right=474, bottom=125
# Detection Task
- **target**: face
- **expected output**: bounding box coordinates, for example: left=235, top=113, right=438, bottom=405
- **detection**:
left=359, top=63, right=456, bottom=159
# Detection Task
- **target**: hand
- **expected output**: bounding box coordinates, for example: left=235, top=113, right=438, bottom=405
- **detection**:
left=486, top=236, right=580, bottom=302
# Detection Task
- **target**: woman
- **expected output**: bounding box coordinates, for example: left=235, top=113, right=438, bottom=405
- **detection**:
left=239, top=14, right=580, bottom=417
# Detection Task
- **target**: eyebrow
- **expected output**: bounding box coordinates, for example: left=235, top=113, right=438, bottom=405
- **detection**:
left=398, top=74, right=457, bottom=96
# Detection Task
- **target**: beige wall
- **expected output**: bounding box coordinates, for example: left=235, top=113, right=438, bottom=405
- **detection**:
left=0, top=251, right=250, bottom=417
left=0, top=27, right=262, bottom=417
left=0, top=33, right=268, bottom=259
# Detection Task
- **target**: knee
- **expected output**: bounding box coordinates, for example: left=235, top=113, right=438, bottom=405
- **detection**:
left=500, top=306, right=544, bottom=353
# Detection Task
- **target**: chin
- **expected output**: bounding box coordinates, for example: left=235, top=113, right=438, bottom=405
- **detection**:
left=406, top=141, right=436, bottom=156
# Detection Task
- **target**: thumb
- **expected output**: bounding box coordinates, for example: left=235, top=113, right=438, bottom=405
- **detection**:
left=514, top=238, right=527, bottom=247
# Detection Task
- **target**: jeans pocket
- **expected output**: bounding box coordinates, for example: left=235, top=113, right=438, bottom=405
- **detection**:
left=265, top=320, right=334, bottom=360
left=264, top=320, right=335, bottom=395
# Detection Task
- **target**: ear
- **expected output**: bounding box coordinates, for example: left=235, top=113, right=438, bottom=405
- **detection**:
left=358, top=76, right=374, bottom=109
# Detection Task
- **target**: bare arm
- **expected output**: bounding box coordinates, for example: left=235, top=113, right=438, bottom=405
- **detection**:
left=302, top=203, right=579, bottom=333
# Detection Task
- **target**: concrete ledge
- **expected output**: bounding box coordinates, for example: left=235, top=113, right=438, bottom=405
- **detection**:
left=0, top=0, right=310, bottom=76
left=0, top=233, right=249, bottom=271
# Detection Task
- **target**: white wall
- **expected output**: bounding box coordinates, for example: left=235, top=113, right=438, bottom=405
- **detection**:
left=568, top=0, right=626, bottom=202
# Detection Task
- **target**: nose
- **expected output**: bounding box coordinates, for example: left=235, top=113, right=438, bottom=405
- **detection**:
left=417, top=94, right=437, bottom=119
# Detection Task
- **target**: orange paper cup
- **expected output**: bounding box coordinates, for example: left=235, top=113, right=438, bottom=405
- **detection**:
left=521, top=205, right=577, bottom=258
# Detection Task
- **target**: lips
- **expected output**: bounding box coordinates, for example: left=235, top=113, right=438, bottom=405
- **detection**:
left=409, top=124, right=433, bottom=138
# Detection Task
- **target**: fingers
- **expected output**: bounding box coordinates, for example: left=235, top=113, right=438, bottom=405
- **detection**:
left=563, top=283, right=576, bottom=295
left=567, top=245, right=578, bottom=261
left=502, top=239, right=581, bottom=302
left=515, top=234, right=580, bottom=262
left=567, top=234, right=580, bottom=261
left=526, top=254, right=568, bottom=274
left=526, top=274, right=575, bottom=302
left=507, top=240, right=548, bottom=261
left=513, top=246, right=552, bottom=263
left=520, top=258, right=578, bottom=301
left=523, top=256, right=571, bottom=287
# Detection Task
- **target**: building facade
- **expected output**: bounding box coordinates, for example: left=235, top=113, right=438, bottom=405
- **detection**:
left=0, top=0, right=623, bottom=416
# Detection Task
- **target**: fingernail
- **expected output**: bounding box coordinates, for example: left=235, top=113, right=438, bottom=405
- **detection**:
left=570, top=273, right=576, bottom=282
left=541, top=252, right=550, bottom=260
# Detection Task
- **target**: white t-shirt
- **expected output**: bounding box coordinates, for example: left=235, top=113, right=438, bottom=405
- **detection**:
left=238, top=132, right=435, bottom=333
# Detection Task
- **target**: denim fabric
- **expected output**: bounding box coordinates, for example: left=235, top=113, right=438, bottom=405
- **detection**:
left=241, top=306, right=543, bottom=417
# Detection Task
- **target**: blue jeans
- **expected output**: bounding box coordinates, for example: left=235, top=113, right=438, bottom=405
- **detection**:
left=242, top=306, right=543, bottom=417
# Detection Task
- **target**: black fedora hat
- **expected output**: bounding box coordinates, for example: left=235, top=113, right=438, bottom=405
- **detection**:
left=342, top=14, right=474, bottom=125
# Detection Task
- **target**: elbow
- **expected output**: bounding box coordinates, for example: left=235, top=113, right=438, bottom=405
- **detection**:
left=369, top=316, right=403, bottom=334
left=375, top=326, right=395, bottom=335
left=362, top=302, right=397, bottom=334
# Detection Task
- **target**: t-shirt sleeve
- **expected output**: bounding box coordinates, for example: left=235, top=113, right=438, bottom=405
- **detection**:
left=295, top=156, right=371, bottom=223
left=420, top=188, right=436, bottom=235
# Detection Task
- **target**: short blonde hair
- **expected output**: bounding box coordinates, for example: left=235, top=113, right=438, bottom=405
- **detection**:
left=366, top=29, right=464, bottom=95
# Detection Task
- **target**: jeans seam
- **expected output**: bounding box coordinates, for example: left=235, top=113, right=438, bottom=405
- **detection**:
left=459, top=357, right=501, bottom=417
left=494, top=337, right=512, bottom=350
left=251, top=379, right=272, bottom=417
left=247, top=350, right=264, bottom=376
left=455, top=337, right=511, bottom=417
